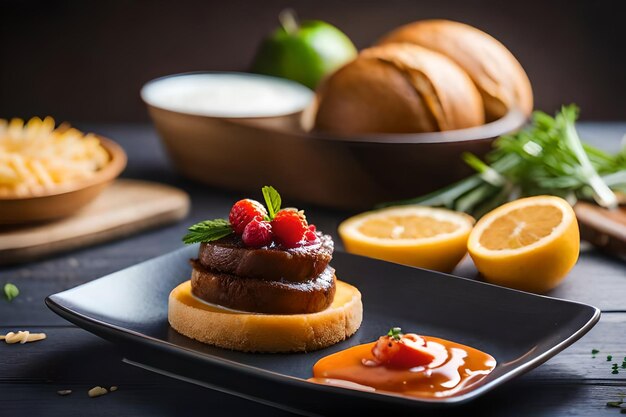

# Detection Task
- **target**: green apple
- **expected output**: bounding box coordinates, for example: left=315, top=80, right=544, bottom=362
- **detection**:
left=251, top=10, right=357, bottom=89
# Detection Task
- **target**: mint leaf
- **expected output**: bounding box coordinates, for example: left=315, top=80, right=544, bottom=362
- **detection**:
left=262, top=186, right=281, bottom=219
left=182, top=219, right=233, bottom=244
left=4, top=283, right=19, bottom=302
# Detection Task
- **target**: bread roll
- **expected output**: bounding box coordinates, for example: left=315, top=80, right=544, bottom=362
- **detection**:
left=168, top=279, right=363, bottom=353
left=379, top=19, right=533, bottom=121
left=314, top=43, right=485, bottom=134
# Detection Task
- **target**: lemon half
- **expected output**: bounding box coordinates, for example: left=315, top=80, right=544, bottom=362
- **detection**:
left=338, top=206, right=475, bottom=272
left=467, top=195, right=579, bottom=293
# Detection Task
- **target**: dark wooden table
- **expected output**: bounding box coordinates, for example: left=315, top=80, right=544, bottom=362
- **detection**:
left=1, top=123, right=625, bottom=416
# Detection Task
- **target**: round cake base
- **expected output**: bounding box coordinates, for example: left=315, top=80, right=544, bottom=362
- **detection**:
left=168, top=279, right=362, bottom=353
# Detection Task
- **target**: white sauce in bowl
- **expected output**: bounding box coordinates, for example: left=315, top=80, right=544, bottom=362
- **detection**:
left=141, top=72, right=314, bottom=118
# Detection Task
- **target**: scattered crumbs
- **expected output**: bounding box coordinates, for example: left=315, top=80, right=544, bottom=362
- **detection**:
left=608, top=355, right=614, bottom=361
left=88, top=386, right=108, bottom=398
left=57, top=390, right=72, bottom=396
left=110, top=386, right=118, bottom=392
left=0, top=331, right=46, bottom=344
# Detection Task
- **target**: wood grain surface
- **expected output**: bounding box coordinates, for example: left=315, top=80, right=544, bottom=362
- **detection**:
left=0, top=123, right=624, bottom=417
left=575, top=202, right=626, bottom=261
left=0, top=179, right=190, bottom=265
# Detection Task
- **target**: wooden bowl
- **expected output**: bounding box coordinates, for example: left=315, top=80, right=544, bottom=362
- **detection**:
left=142, top=73, right=526, bottom=210
left=0, top=137, right=127, bottom=224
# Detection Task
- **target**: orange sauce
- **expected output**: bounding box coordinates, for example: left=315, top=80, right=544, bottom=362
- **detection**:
left=309, top=336, right=496, bottom=399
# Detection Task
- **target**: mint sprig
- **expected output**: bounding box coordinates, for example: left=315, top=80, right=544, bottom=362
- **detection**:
left=182, top=219, right=233, bottom=244
left=183, top=186, right=284, bottom=244
left=262, top=185, right=281, bottom=219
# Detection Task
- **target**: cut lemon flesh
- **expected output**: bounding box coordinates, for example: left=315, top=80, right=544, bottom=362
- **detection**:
left=338, top=206, right=475, bottom=272
left=478, top=204, right=563, bottom=250
left=468, top=195, right=579, bottom=293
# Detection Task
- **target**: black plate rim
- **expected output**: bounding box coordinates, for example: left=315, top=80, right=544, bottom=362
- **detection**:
left=45, top=248, right=601, bottom=408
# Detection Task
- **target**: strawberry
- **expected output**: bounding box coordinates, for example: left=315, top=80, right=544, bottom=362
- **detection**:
left=229, top=199, right=268, bottom=234
left=271, top=209, right=309, bottom=248
left=371, top=328, right=435, bottom=368
left=242, top=218, right=273, bottom=247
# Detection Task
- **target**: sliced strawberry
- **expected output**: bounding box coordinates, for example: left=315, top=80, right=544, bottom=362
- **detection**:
left=229, top=199, right=268, bottom=234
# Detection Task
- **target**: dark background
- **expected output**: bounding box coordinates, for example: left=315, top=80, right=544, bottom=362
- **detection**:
left=1, top=0, right=624, bottom=122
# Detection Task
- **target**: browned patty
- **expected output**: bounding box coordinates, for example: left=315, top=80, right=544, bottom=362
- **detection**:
left=197, top=233, right=333, bottom=282
left=190, top=260, right=336, bottom=315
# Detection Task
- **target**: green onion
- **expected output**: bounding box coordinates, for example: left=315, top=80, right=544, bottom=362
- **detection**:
left=379, top=105, right=626, bottom=217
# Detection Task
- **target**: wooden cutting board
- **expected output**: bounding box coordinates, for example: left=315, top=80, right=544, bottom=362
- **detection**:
left=0, top=179, right=189, bottom=265
left=575, top=201, right=626, bottom=260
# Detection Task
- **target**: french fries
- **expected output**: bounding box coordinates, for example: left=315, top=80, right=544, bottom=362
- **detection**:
left=0, top=117, right=109, bottom=196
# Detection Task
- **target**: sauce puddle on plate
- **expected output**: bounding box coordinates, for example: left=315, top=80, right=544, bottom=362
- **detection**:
left=309, top=330, right=496, bottom=399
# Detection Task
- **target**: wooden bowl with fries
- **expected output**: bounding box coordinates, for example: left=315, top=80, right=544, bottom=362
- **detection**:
left=0, top=118, right=126, bottom=224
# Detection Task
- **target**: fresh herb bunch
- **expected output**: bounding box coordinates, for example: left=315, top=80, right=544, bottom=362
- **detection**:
left=381, top=105, right=626, bottom=217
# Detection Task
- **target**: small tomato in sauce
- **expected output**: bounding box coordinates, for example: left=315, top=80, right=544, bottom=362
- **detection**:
left=371, top=331, right=435, bottom=368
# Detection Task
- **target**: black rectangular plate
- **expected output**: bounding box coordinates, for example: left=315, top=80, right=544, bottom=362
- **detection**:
left=46, top=246, right=599, bottom=415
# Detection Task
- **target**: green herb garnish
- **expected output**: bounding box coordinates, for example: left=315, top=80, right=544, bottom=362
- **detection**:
left=262, top=185, right=282, bottom=220
left=379, top=105, right=626, bottom=217
left=387, top=327, right=402, bottom=340
left=182, top=186, right=286, bottom=244
left=592, top=349, right=600, bottom=355
left=608, top=355, right=613, bottom=361
left=4, top=283, right=19, bottom=301
left=607, top=401, right=623, bottom=408
left=182, top=219, right=233, bottom=244
left=613, top=370, right=619, bottom=375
